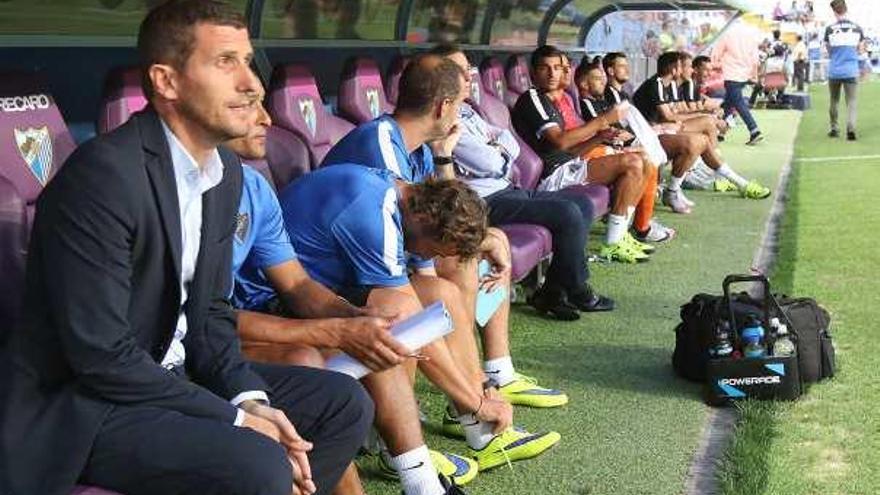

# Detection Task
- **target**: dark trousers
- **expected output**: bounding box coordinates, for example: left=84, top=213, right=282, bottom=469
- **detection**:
left=80, top=363, right=373, bottom=495
left=723, top=80, right=760, bottom=134
left=794, top=60, right=807, bottom=91
left=829, top=78, right=858, bottom=133
left=485, top=187, right=592, bottom=295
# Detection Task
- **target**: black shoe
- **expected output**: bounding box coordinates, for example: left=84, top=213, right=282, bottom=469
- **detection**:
left=527, top=288, right=581, bottom=321
left=847, top=131, right=857, bottom=141
left=745, top=131, right=764, bottom=146
left=568, top=288, right=615, bottom=312
left=440, top=473, right=467, bottom=494
left=828, top=129, right=839, bottom=138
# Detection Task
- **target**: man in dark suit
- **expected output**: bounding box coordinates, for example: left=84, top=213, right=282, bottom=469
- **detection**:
left=0, top=2, right=372, bottom=495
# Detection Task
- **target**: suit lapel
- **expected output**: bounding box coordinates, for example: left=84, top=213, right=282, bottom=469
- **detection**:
left=139, top=109, right=183, bottom=283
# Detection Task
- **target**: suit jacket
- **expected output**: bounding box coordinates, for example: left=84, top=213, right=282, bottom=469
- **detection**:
left=0, top=108, right=267, bottom=495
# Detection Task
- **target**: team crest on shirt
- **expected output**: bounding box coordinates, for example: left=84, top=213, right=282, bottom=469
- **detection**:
left=234, top=212, right=250, bottom=244
left=298, top=98, right=317, bottom=137
left=366, top=88, right=381, bottom=119
left=14, top=126, right=53, bottom=186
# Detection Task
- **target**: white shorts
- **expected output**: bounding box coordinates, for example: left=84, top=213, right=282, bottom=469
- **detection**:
left=536, top=157, right=589, bottom=192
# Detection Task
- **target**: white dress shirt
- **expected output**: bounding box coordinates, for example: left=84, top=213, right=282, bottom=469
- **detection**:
left=159, top=121, right=267, bottom=425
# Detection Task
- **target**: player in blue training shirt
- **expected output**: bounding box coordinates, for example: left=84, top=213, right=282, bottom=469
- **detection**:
left=226, top=103, right=484, bottom=494
left=280, top=162, right=561, bottom=474
left=825, top=0, right=865, bottom=140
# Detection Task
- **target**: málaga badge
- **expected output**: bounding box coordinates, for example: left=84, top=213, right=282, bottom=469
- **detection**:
left=14, top=126, right=53, bottom=186
left=298, top=99, right=317, bottom=137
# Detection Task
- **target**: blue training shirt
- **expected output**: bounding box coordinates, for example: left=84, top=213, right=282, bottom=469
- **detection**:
left=825, top=19, right=864, bottom=80
left=279, top=164, right=409, bottom=290
left=231, top=165, right=297, bottom=311
left=321, top=114, right=435, bottom=183
left=322, top=114, right=436, bottom=270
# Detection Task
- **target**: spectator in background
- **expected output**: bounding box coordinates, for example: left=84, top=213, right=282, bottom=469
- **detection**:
left=793, top=34, right=808, bottom=91
left=643, top=30, right=661, bottom=59
left=659, top=20, right=676, bottom=52
left=825, top=0, right=865, bottom=140
left=711, top=18, right=764, bottom=145
left=808, top=32, right=823, bottom=82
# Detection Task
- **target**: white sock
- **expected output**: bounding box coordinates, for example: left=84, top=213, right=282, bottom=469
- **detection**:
left=457, top=413, right=496, bottom=450
left=387, top=445, right=444, bottom=495
left=625, top=206, right=636, bottom=227
left=606, top=214, right=628, bottom=245
left=715, top=164, right=749, bottom=189
left=483, top=356, right=516, bottom=387
left=668, top=175, right=685, bottom=193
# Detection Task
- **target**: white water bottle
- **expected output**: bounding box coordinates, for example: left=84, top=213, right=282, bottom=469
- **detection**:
left=774, top=324, right=795, bottom=356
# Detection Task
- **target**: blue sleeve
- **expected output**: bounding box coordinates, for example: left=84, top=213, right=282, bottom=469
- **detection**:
left=248, top=172, right=297, bottom=270
left=331, top=188, right=409, bottom=287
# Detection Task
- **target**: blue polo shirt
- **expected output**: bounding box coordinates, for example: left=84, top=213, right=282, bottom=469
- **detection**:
left=231, top=165, right=297, bottom=311
left=279, top=164, right=409, bottom=290
left=825, top=19, right=864, bottom=80
left=321, top=114, right=435, bottom=183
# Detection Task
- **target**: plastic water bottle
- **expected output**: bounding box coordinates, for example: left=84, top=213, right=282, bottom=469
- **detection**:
left=741, top=316, right=766, bottom=359
left=773, top=323, right=795, bottom=356
left=712, top=320, right=734, bottom=358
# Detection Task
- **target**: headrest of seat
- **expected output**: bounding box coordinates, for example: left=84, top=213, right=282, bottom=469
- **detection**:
left=265, top=125, right=311, bottom=190
left=506, top=55, right=532, bottom=95
left=385, top=56, right=410, bottom=106
left=98, top=67, right=148, bottom=134
left=338, top=57, right=393, bottom=124
left=479, top=57, right=509, bottom=104
left=0, top=72, right=75, bottom=203
left=268, top=64, right=354, bottom=165
left=0, top=174, right=27, bottom=337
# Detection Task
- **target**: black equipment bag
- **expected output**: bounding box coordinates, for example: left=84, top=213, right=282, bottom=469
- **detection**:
left=672, top=274, right=835, bottom=384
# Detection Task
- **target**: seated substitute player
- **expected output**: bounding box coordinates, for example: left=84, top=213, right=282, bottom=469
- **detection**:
left=279, top=164, right=562, bottom=474
left=574, top=56, right=676, bottom=244
left=226, top=101, right=481, bottom=494
left=512, top=44, right=653, bottom=264
left=633, top=51, right=772, bottom=206
left=433, top=43, right=615, bottom=320
left=321, top=52, right=573, bottom=401
left=674, top=52, right=729, bottom=137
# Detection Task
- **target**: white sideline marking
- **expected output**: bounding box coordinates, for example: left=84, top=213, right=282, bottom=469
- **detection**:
left=796, top=154, right=880, bottom=163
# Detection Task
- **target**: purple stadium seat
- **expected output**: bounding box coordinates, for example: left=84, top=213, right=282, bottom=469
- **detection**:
left=264, top=124, right=311, bottom=189
left=499, top=224, right=552, bottom=283
left=70, top=486, right=123, bottom=495
left=505, top=55, right=532, bottom=105
left=0, top=73, right=75, bottom=229
left=0, top=74, right=120, bottom=495
left=338, top=57, right=393, bottom=125
left=566, top=57, right=582, bottom=118
left=479, top=57, right=516, bottom=108
left=385, top=55, right=410, bottom=106
left=0, top=175, right=26, bottom=335
left=268, top=64, right=355, bottom=168
left=97, top=67, right=148, bottom=134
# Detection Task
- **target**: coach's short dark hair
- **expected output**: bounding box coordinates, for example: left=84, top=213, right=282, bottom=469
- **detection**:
left=138, top=0, right=247, bottom=98
left=396, top=54, right=464, bottom=116
left=530, top=45, right=565, bottom=71
left=407, top=179, right=488, bottom=259
left=602, top=52, right=627, bottom=73
left=657, top=51, right=680, bottom=76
